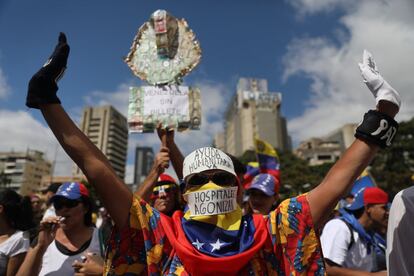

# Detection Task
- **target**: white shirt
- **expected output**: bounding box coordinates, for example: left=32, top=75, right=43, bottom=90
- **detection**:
left=0, top=231, right=30, bottom=275
left=321, top=218, right=375, bottom=271
left=38, top=228, right=101, bottom=276
left=387, top=186, right=414, bottom=276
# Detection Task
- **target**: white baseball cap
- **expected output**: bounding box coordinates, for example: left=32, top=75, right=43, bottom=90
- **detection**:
left=182, top=147, right=236, bottom=179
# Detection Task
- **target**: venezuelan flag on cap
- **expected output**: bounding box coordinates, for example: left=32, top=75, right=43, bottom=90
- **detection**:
left=350, top=169, right=376, bottom=196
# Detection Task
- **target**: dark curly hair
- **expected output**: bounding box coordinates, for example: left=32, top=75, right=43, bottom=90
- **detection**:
left=0, top=189, right=34, bottom=231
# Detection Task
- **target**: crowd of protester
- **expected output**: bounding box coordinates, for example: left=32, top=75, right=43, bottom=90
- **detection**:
left=0, top=33, right=413, bottom=275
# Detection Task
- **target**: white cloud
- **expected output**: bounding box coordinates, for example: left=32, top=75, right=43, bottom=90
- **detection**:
left=284, top=0, right=414, bottom=144
left=0, top=110, right=74, bottom=176
left=288, top=0, right=358, bottom=17
left=0, top=67, right=10, bottom=99
left=83, top=83, right=131, bottom=116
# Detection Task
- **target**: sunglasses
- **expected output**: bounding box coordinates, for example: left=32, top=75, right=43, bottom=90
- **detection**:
left=186, top=171, right=237, bottom=187
left=151, top=185, right=176, bottom=199
left=53, top=198, right=81, bottom=210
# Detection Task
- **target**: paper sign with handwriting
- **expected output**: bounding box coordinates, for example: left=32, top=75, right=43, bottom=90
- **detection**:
left=128, top=85, right=201, bottom=132
left=143, top=86, right=189, bottom=116
left=183, top=147, right=235, bottom=178
left=185, top=187, right=238, bottom=216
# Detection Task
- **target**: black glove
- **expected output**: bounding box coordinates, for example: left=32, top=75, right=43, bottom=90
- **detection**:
left=26, top=32, right=70, bottom=109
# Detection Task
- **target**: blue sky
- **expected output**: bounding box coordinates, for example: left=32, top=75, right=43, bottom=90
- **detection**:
left=0, top=0, right=413, bottom=182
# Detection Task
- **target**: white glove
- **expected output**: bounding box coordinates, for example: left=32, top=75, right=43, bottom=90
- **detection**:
left=358, top=49, right=401, bottom=109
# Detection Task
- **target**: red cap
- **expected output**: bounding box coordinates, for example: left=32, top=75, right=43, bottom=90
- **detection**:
left=157, top=173, right=176, bottom=185
left=363, top=187, right=388, bottom=205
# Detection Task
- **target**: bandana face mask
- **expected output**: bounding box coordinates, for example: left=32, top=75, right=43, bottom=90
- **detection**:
left=184, top=182, right=238, bottom=217
left=183, top=180, right=242, bottom=233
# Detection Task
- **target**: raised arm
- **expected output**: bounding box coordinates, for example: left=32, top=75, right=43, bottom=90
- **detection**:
left=26, top=33, right=131, bottom=228
left=308, top=50, right=401, bottom=228
left=135, top=146, right=170, bottom=202
left=157, top=127, right=184, bottom=180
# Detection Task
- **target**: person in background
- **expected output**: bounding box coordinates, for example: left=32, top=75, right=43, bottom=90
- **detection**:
left=135, top=145, right=182, bottom=216
left=226, top=153, right=247, bottom=205
left=30, top=194, right=43, bottom=226
left=321, top=187, right=389, bottom=275
left=97, top=207, right=113, bottom=257
left=246, top=173, right=279, bottom=215
left=386, top=186, right=414, bottom=276
left=135, top=125, right=185, bottom=216
left=95, top=207, right=105, bottom=228
left=241, top=194, right=251, bottom=216
left=150, top=174, right=181, bottom=216
left=42, top=183, right=61, bottom=219
left=0, top=189, right=33, bottom=276
left=17, top=182, right=102, bottom=276
left=27, top=194, right=45, bottom=243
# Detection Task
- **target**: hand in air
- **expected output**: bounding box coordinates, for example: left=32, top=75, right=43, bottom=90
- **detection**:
left=358, top=49, right=401, bottom=110
left=27, top=32, right=70, bottom=108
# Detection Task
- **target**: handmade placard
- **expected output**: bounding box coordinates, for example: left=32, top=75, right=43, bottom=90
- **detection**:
left=128, top=85, right=201, bottom=133
left=126, top=10, right=202, bottom=133
left=125, top=10, right=202, bottom=85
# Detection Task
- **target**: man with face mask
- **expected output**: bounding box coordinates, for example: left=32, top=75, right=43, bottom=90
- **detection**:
left=26, top=34, right=401, bottom=275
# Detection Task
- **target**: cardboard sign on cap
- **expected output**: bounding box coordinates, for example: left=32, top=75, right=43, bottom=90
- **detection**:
left=183, top=147, right=236, bottom=179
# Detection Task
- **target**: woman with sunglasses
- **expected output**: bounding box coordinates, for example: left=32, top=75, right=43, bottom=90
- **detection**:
left=26, top=33, right=401, bottom=275
left=0, top=189, right=33, bottom=276
left=17, top=182, right=102, bottom=276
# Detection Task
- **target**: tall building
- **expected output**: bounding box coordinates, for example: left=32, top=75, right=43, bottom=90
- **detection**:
left=134, top=147, right=154, bottom=185
left=0, top=149, right=52, bottom=195
left=74, top=105, right=128, bottom=180
left=224, top=78, right=290, bottom=156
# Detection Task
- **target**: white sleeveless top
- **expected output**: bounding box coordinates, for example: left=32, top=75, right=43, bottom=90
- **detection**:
left=39, top=228, right=101, bottom=276
left=0, top=231, right=30, bottom=275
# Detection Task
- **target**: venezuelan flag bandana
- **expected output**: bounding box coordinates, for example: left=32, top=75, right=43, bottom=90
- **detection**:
left=160, top=209, right=270, bottom=275
left=181, top=182, right=255, bottom=257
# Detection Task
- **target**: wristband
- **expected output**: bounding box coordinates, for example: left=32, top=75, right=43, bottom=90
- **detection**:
left=355, top=110, right=398, bottom=148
